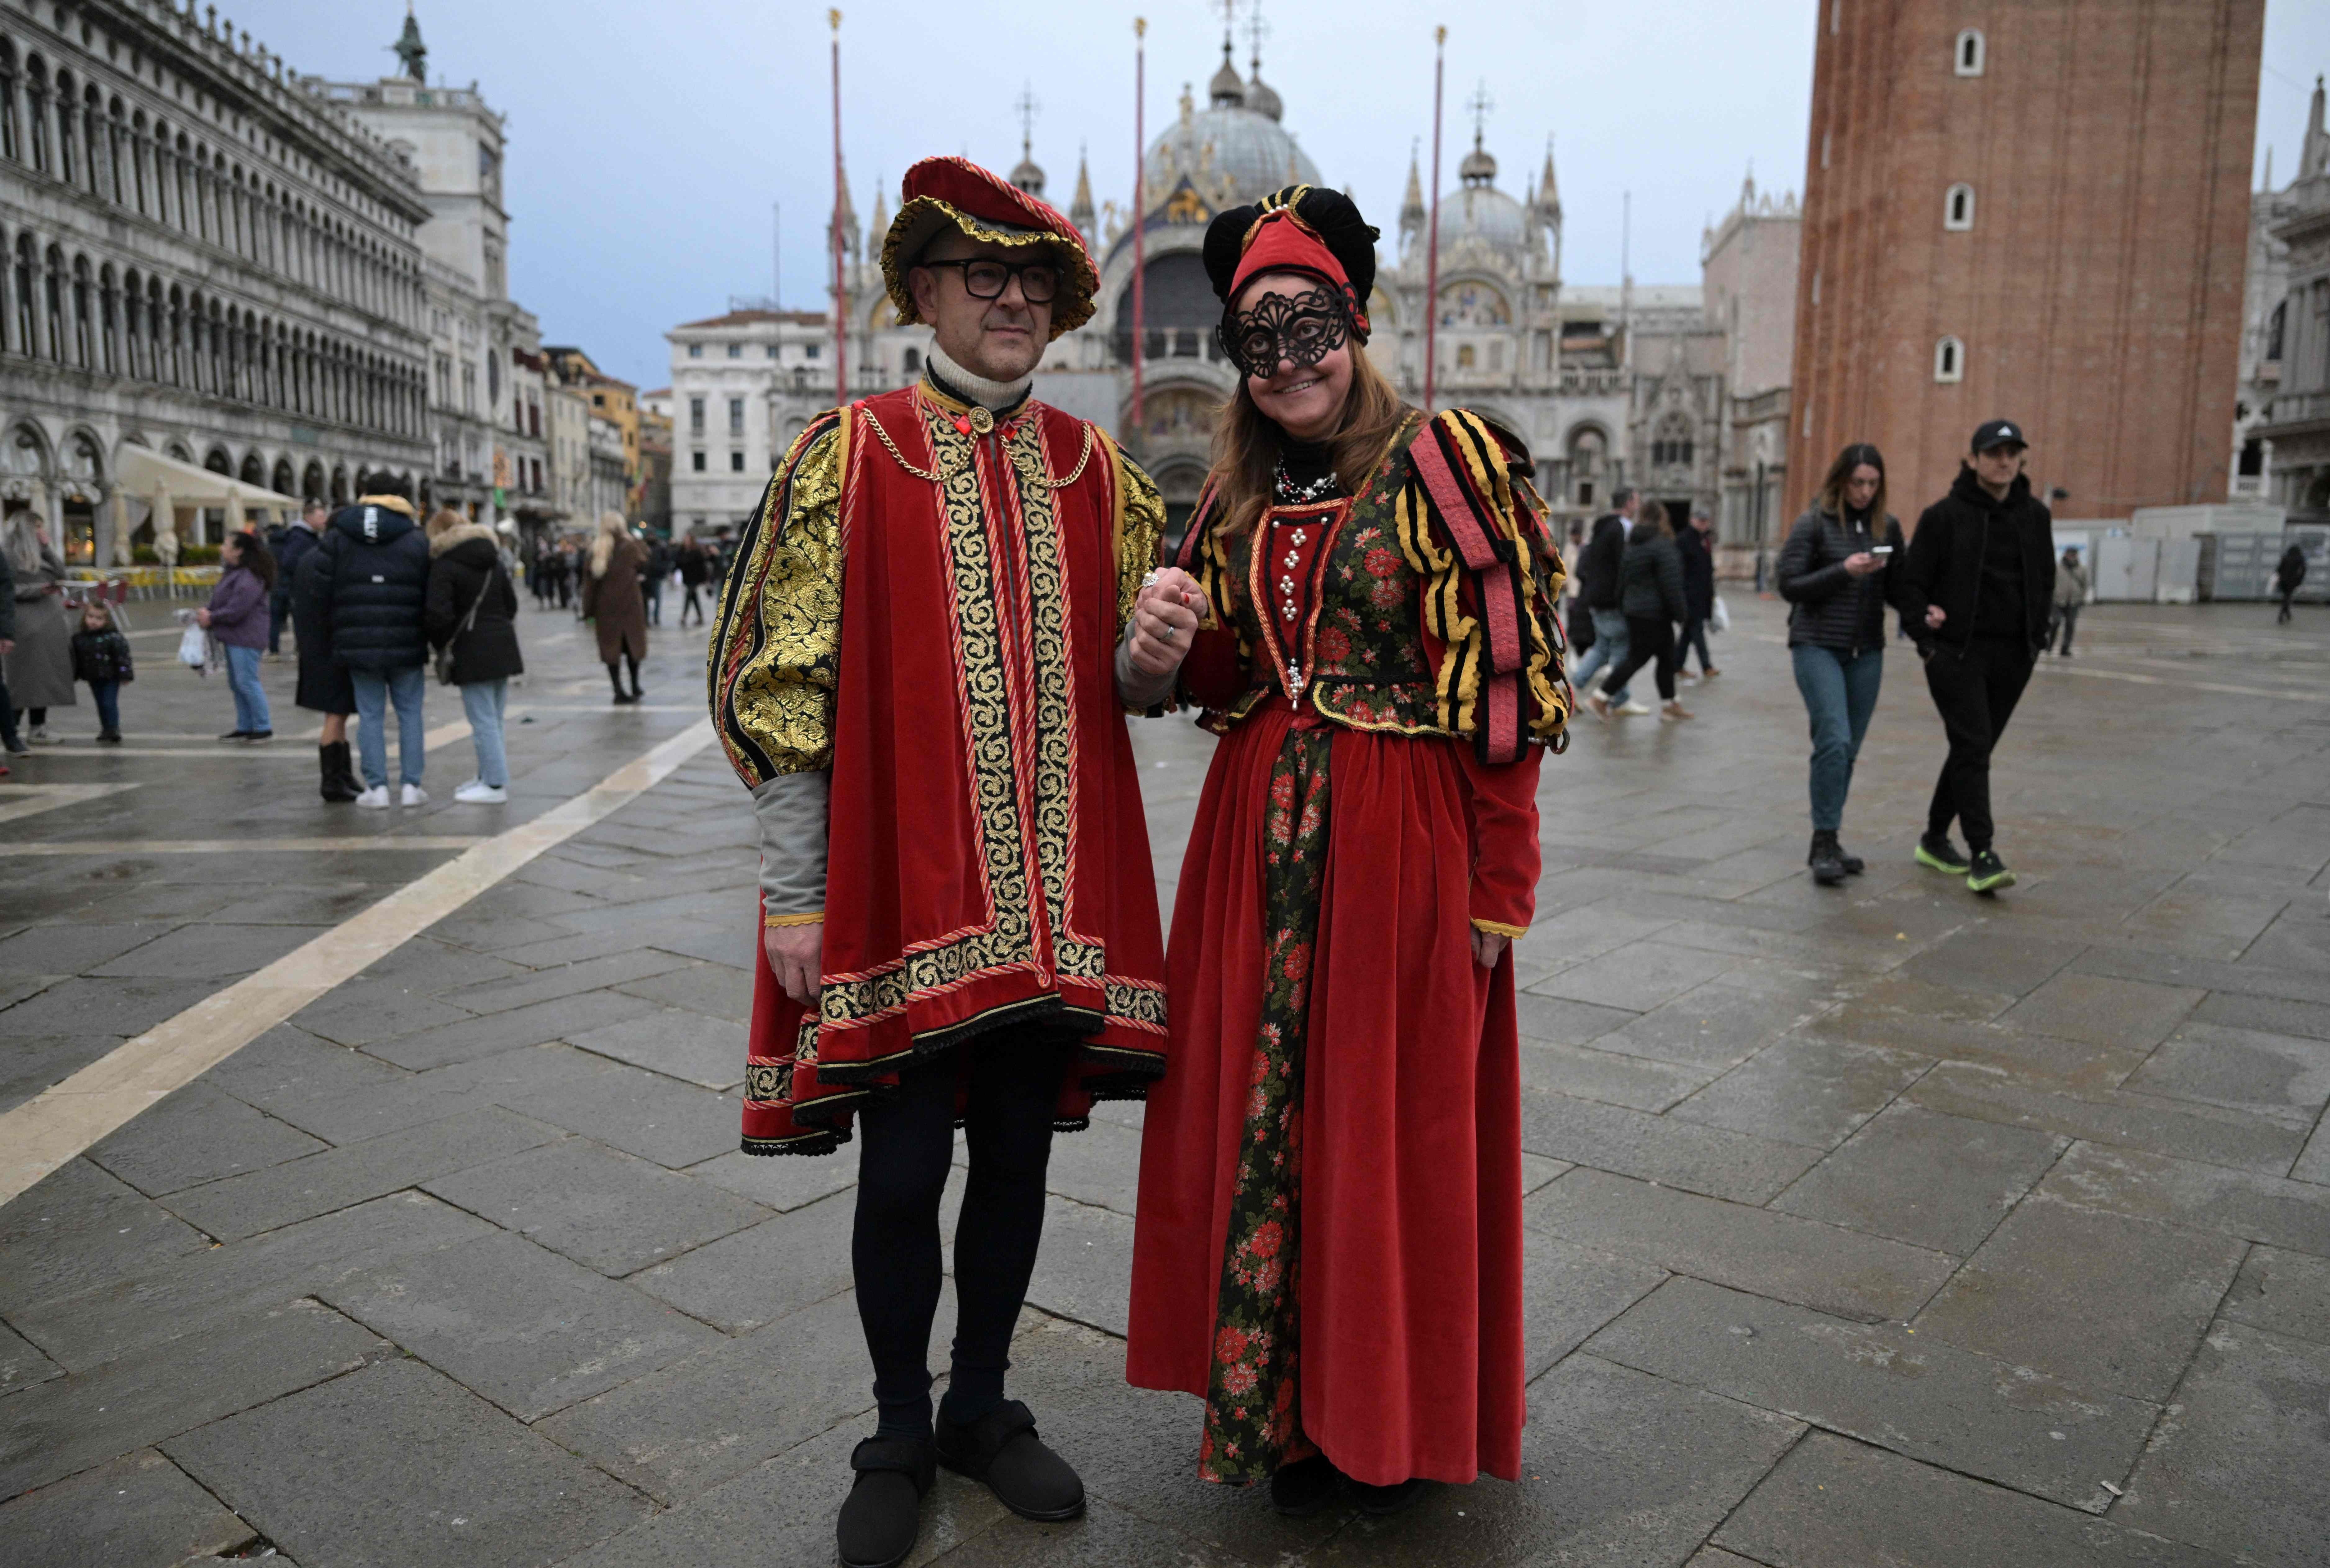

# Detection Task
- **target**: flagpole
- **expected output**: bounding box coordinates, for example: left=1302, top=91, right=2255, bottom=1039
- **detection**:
left=829, top=9, right=847, bottom=407
left=1130, top=17, right=1148, bottom=433
left=1422, top=26, right=1446, bottom=416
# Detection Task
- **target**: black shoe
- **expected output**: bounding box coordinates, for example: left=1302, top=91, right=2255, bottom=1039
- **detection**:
left=244, top=729, right=273, bottom=743
left=610, top=690, right=638, bottom=705
left=836, top=1436, right=935, bottom=1568
left=1836, top=841, right=1866, bottom=875
left=1966, top=847, right=2017, bottom=895
left=1353, top=1477, right=1428, bottom=1516
left=219, top=729, right=251, bottom=741
left=1269, top=1454, right=1343, bottom=1517
left=1809, top=831, right=1848, bottom=887
left=1914, top=833, right=1971, bottom=876
left=935, top=1399, right=1085, bottom=1522
left=96, top=730, right=121, bottom=745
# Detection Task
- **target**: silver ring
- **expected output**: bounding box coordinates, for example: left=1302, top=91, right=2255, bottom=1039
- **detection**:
left=1141, top=569, right=1162, bottom=588
left=1161, top=624, right=1174, bottom=641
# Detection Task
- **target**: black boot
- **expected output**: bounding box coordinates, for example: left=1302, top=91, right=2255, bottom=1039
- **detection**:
left=935, top=1399, right=1084, bottom=1521
left=1809, top=830, right=1848, bottom=887
left=1353, top=1477, right=1428, bottom=1516
left=320, top=741, right=362, bottom=803
left=1834, top=839, right=1866, bottom=875
left=836, top=1435, right=935, bottom=1568
left=1270, top=1454, right=1343, bottom=1516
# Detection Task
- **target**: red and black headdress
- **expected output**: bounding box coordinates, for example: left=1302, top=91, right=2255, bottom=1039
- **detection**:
left=1202, top=184, right=1379, bottom=340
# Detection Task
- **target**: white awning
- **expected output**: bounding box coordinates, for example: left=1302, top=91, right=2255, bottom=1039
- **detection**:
left=114, top=443, right=298, bottom=514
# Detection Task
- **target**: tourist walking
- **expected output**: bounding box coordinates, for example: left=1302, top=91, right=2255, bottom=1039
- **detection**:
left=1899, top=419, right=2054, bottom=894
left=272, top=499, right=326, bottom=658
left=1778, top=443, right=1904, bottom=886
left=426, top=509, right=525, bottom=804
left=2274, top=542, right=2306, bottom=625
left=1129, top=185, right=1569, bottom=1522
left=1587, top=501, right=1693, bottom=721
left=4, top=512, right=76, bottom=745
left=582, top=511, right=649, bottom=704
left=71, top=598, right=133, bottom=743
left=638, top=532, right=668, bottom=627
left=1566, top=487, right=1642, bottom=714
left=1676, top=506, right=1720, bottom=680
left=2049, top=545, right=2088, bottom=654
left=307, top=474, right=432, bottom=808
left=677, top=537, right=711, bottom=627
left=711, top=156, right=1181, bottom=1568
left=291, top=512, right=361, bottom=804
left=196, top=530, right=276, bottom=741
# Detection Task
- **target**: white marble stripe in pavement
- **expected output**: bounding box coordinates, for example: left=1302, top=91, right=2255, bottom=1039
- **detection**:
left=0, top=836, right=487, bottom=855
left=0, top=718, right=719, bottom=1207
left=24, top=717, right=483, bottom=759
left=0, top=782, right=141, bottom=825
left=1743, top=631, right=2329, bottom=703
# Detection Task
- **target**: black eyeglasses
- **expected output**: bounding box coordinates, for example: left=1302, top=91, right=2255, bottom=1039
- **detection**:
left=919, top=257, right=1060, bottom=305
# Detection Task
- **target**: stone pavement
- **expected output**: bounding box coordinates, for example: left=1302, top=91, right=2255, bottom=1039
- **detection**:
left=1, top=592, right=2325, bottom=1567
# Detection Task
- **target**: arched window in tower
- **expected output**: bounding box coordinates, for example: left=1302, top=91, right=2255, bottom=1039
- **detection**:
left=1955, top=29, right=1984, bottom=77
left=1944, top=184, right=1974, bottom=231
left=1934, top=335, right=1965, bottom=383
left=902, top=347, right=922, bottom=375
left=1651, top=412, right=1695, bottom=470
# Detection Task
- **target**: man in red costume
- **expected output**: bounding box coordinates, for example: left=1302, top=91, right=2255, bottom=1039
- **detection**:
left=708, top=157, right=1208, bottom=1568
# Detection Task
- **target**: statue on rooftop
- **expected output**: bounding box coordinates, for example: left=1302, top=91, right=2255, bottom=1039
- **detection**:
left=391, top=5, right=425, bottom=83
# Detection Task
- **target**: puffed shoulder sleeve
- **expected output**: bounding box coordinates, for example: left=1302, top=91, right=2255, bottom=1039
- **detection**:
left=1103, top=430, right=1165, bottom=634
left=1395, top=408, right=1571, bottom=760
left=708, top=411, right=848, bottom=786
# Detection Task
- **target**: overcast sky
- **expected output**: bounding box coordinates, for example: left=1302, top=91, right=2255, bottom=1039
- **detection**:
left=234, top=1, right=2329, bottom=392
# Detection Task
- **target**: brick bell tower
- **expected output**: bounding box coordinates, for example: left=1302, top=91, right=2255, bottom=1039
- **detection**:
left=1787, top=0, right=2264, bottom=523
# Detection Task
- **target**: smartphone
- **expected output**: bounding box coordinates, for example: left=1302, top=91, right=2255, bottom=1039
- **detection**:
left=1870, top=546, right=1894, bottom=555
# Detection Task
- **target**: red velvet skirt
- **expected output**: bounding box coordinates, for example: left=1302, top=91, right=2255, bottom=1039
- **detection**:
left=1126, top=705, right=1526, bottom=1486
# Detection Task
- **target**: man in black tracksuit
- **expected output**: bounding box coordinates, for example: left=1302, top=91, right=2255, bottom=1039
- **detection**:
left=1896, top=419, right=2054, bottom=894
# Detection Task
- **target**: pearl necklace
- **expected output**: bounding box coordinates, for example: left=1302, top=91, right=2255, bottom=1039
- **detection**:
left=1273, top=460, right=1341, bottom=505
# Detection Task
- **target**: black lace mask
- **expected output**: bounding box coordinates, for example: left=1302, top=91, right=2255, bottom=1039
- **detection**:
left=1217, top=287, right=1352, bottom=380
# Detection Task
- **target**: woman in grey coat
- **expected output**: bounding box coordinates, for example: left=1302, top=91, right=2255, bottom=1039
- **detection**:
left=3, top=512, right=76, bottom=745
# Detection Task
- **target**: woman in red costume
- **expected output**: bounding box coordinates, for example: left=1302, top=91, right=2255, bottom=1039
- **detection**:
left=1126, top=186, right=1571, bottom=1516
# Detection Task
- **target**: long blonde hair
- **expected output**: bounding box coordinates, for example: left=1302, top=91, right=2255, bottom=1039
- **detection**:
left=1207, top=338, right=1412, bottom=538
left=588, top=510, right=627, bottom=577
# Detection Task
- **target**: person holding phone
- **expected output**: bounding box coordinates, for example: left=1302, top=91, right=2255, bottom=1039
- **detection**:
left=1777, top=443, right=1906, bottom=886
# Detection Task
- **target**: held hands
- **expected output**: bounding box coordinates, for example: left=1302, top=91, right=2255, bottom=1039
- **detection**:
left=1126, top=568, right=1211, bottom=677
left=1842, top=552, right=1883, bottom=577
left=764, top=923, right=822, bottom=1008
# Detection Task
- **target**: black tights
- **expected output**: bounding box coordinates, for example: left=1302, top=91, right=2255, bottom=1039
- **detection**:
left=606, top=655, right=641, bottom=697
left=854, top=1031, right=1069, bottom=1439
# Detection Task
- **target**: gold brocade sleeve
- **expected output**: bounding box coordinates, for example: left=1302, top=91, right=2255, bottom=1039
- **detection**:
left=1393, top=408, right=1571, bottom=745
left=708, top=415, right=848, bottom=786
left=1104, top=434, right=1167, bottom=634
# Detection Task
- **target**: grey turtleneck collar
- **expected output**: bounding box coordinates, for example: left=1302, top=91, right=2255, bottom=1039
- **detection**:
left=924, top=342, right=1033, bottom=413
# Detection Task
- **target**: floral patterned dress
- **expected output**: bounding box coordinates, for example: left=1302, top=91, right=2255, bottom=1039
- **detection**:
left=1127, top=410, right=1568, bottom=1489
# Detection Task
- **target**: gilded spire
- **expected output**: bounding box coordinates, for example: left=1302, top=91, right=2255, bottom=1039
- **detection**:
left=1069, top=143, right=1096, bottom=240
left=1536, top=134, right=1561, bottom=223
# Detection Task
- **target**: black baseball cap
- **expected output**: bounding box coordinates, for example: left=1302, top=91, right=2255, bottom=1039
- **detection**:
left=1971, top=419, right=2028, bottom=453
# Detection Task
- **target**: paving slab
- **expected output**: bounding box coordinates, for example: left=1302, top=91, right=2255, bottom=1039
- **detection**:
left=1525, top=940, right=1743, bottom=1013
left=272, top=1040, right=608, bottom=1145
left=1911, top=1194, right=2246, bottom=1403
left=0, top=1321, right=59, bottom=1394
left=0, top=1296, right=388, bottom=1500
left=0, top=920, right=182, bottom=976
left=1998, top=972, right=2206, bottom=1054
left=319, top=1230, right=721, bottom=1422
left=613, top=959, right=756, bottom=1024
left=1669, top=1035, right=1930, bottom=1150
left=0, top=1030, right=120, bottom=1117
left=1024, top=1194, right=1138, bottom=1337
left=1310, top=1354, right=1803, bottom=1568
left=163, top=1357, right=650, bottom=1568
left=433, top=948, right=694, bottom=1016
left=1521, top=1230, right=1668, bottom=1380
left=1713, top=1431, right=2240, bottom=1568
left=289, top=975, right=476, bottom=1047
left=1510, top=991, right=1637, bottom=1048
left=1517, top=1039, right=1716, bottom=1112
left=1588, top=1276, right=2157, bottom=1511
left=1591, top=978, right=1827, bottom=1069
left=1042, top=1117, right=1146, bottom=1217
left=2221, top=1245, right=2330, bottom=1345
left=538, top=1289, right=918, bottom=1505
left=629, top=1189, right=857, bottom=1333
left=2238, top=904, right=2330, bottom=976
left=2188, top=990, right=2330, bottom=1045
left=634, top=919, right=760, bottom=970
left=0, top=1158, right=211, bottom=1316
left=2076, top=944, right=2330, bottom=1008
left=84, top=921, right=334, bottom=980
left=161, top=1106, right=567, bottom=1242
left=2123, top=1021, right=2330, bottom=1124
left=0, top=1449, right=255, bottom=1568
left=516, top=1058, right=743, bottom=1167
left=685, top=1148, right=856, bottom=1213
left=2115, top=1321, right=2330, bottom=1568
left=2040, top=1141, right=2330, bottom=1256
left=1517, top=1086, right=1822, bottom=1203
left=1901, top=929, right=2090, bottom=999
left=358, top=987, right=662, bottom=1071
left=195, top=1023, right=411, bottom=1122
left=1770, top=1102, right=2069, bottom=1255
left=555, top=1416, right=1004, bottom=1568
left=6, top=1192, right=497, bottom=1370
left=83, top=1081, right=328, bottom=1197
left=561, top=1004, right=751, bottom=1090
left=1525, top=1168, right=1958, bottom=1323
left=1907, top=1063, right=2307, bottom=1176
left=422, top=1137, right=770, bottom=1277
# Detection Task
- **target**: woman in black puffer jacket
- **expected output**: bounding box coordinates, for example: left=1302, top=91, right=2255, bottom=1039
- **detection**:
left=1588, top=501, right=1693, bottom=722
left=425, top=511, right=524, bottom=805
left=1777, top=442, right=1907, bottom=886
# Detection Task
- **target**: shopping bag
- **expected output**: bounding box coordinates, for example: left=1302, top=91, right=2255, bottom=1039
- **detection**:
left=1710, top=594, right=1730, bottom=634
left=177, top=621, right=209, bottom=672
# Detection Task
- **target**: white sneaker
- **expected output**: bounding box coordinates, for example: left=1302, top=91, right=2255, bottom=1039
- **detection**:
left=453, top=780, right=507, bottom=804
left=1615, top=700, right=1653, bottom=716
left=400, top=783, right=429, bottom=807
left=29, top=724, right=51, bottom=743
left=355, top=785, right=391, bottom=809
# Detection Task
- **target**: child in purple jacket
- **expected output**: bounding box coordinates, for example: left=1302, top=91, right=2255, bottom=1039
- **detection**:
left=197, top=530, right=276, bottom=741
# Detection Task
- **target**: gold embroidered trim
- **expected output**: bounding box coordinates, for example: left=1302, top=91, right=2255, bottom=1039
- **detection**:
left=1471, top=918, right=1527, bottom=939
left=764, top=911, right=824, bottom=928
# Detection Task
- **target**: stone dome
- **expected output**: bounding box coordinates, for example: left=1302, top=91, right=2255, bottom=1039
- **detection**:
left=1144, top=103, right=1322, bottom=211
left=1458, top=143, right=1497, bottom=186
left=1436, top=181, right=1529, bottom=256
left=1246, top=71, right=1283, bottom=122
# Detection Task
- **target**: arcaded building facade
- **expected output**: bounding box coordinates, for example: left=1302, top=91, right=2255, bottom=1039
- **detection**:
left=1788, top=0, right=2264, bottom=521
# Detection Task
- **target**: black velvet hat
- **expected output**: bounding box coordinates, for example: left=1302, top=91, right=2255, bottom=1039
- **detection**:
left=1203, top=185, right=1380, bottom=334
